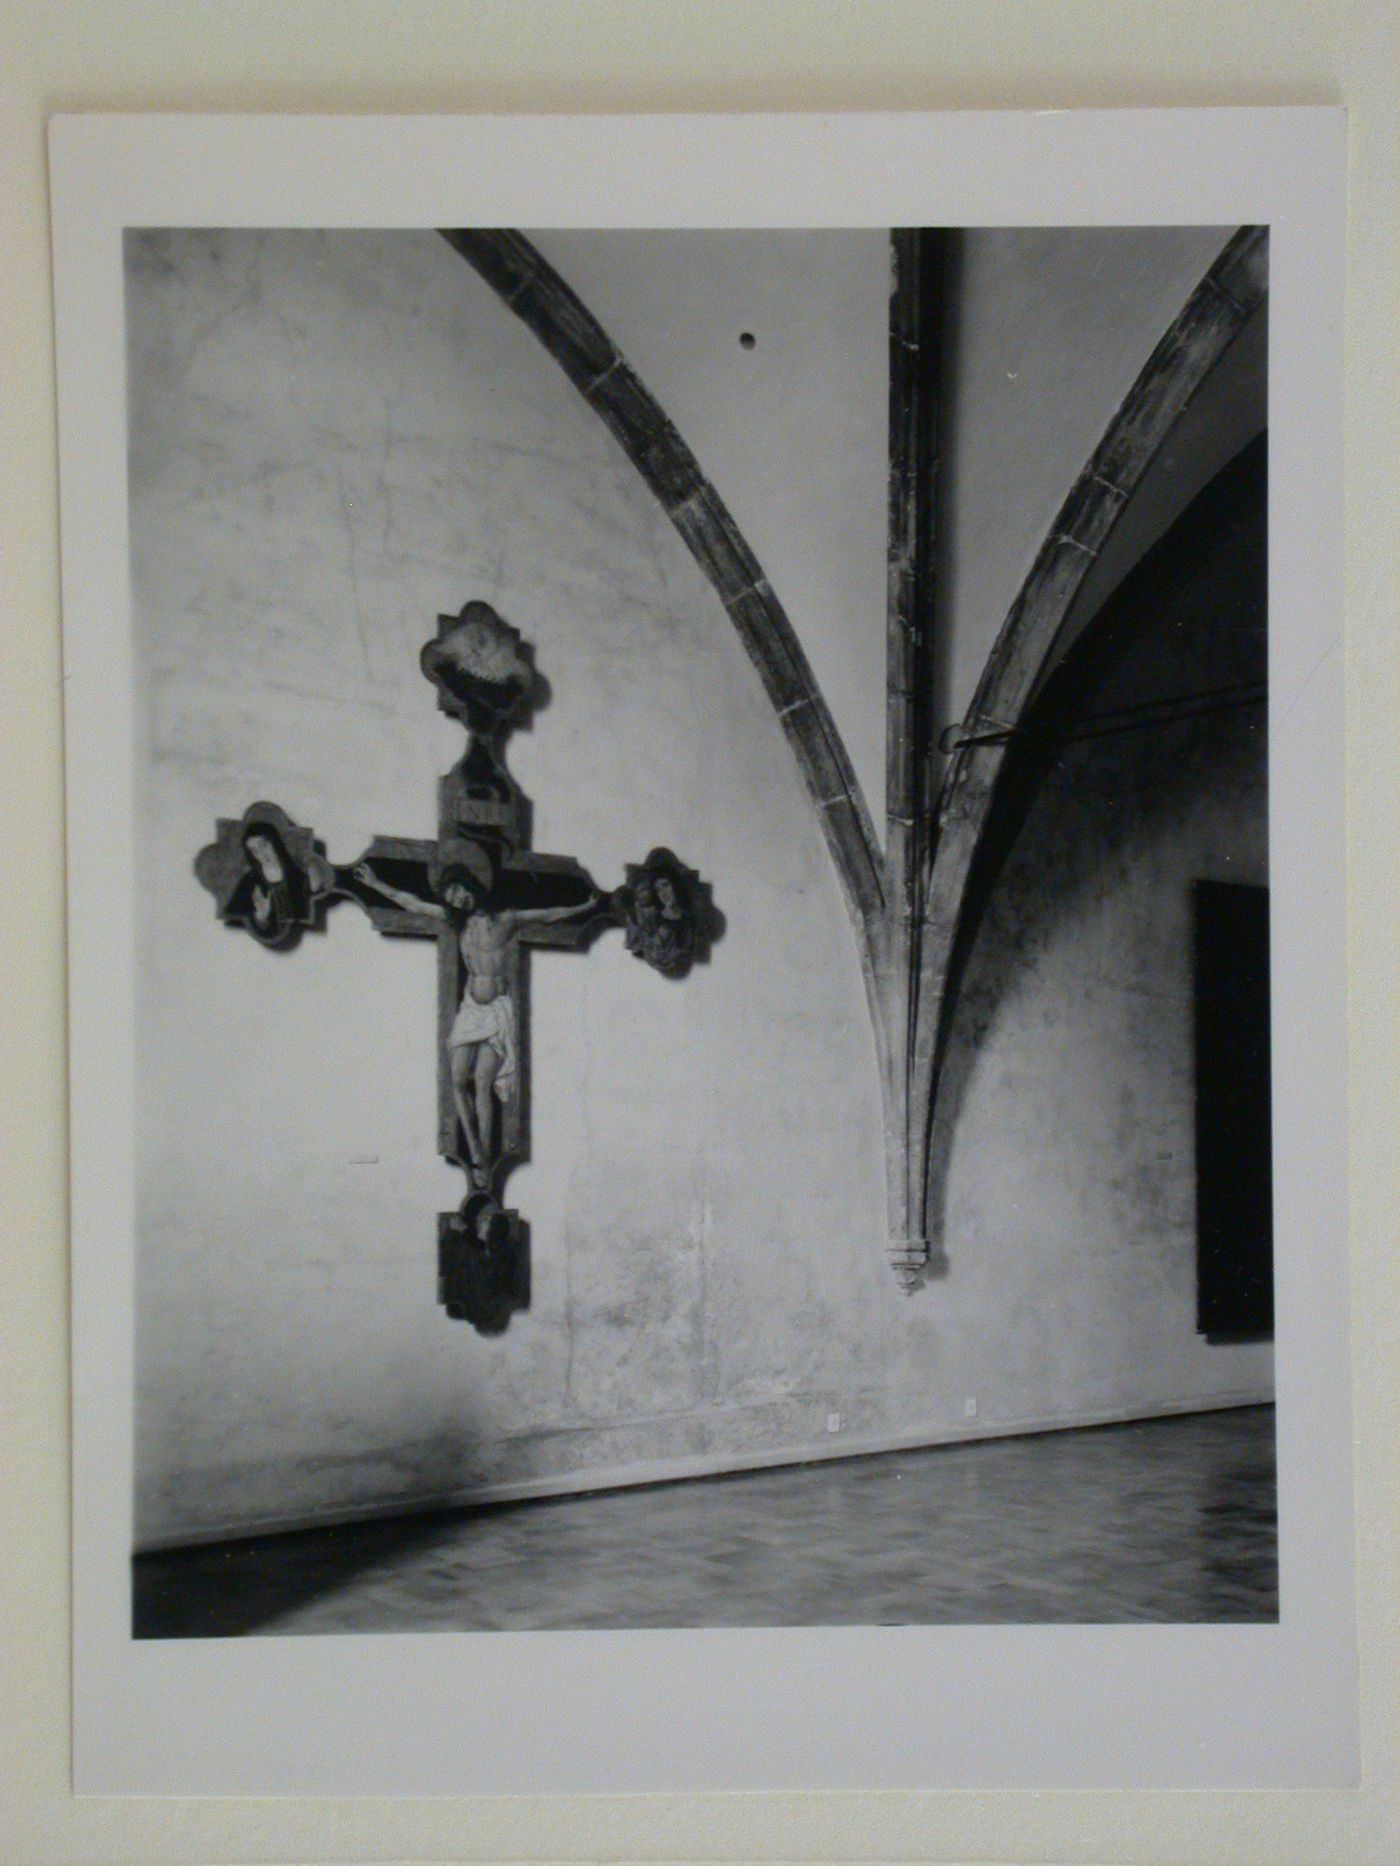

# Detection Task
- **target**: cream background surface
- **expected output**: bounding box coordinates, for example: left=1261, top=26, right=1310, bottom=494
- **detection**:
left=2, top=6, right=1397, bottom=1866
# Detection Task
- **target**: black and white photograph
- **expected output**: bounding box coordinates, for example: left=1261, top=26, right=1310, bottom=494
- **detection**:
left=48, top=109, right=1355, bottom=1798
left=125, top=217, right=1277, bottom=1636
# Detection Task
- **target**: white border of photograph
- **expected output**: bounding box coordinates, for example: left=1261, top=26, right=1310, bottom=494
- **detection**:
left=51, top=106, right=1352, bottom=1796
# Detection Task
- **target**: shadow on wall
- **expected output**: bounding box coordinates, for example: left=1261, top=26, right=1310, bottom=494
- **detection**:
left=924, top=438, right=1268, bottom=1259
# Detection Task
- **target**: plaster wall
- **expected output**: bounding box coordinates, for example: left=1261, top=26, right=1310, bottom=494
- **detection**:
left=926, top=465, right=1274, bottom=1429
left=129, top=227, right=1270, bottom=1549
left=128, top=227, right=888, bottom=1546
left=533, top=229, right=891, bottom=833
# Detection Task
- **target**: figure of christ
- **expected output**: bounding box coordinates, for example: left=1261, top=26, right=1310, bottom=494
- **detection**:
left=353, top=861, right=595, bottom=1187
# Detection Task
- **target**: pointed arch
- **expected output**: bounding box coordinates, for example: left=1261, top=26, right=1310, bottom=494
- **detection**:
left=440, top=224, right=1269, bottom=1288
left=439, top=230, right=884, bottom=977
left=908, top=227, right=1269, bottom=1247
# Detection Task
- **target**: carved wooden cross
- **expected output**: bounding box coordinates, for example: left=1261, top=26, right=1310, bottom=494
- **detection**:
left=196, top=601, right=716, bottom=1334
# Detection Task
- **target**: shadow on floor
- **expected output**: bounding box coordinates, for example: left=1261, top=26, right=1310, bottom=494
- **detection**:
left=133, top=1405, right=1278, bottom=1637
left=133, top=1508, right=463, bottom=1638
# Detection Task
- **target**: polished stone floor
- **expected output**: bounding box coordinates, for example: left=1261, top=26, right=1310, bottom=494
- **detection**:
left=134, top=1405, right=1277, bottom=1636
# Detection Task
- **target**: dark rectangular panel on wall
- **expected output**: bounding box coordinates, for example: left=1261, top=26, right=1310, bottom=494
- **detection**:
left=1193, top=879, right=1274, bottom=1340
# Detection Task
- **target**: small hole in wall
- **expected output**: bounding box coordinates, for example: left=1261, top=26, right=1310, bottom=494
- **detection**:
left=739, top=331, right=757, bottom=350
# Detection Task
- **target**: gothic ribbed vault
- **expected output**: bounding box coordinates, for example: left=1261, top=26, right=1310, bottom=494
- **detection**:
left=441, top=225, right=1268, bottom=1288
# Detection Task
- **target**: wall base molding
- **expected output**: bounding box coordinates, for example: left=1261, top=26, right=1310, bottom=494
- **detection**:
left=137, top=1388, right=1275, bottom=1556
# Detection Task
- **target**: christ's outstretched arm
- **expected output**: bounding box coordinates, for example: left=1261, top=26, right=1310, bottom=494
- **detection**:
left=502, top=891, right=600, bottom=931
left=352, top=863, right=448, bottom=921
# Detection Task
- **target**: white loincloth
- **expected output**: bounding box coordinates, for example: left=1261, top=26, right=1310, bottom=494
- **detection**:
left=447, top=991, right=516, bottom=1098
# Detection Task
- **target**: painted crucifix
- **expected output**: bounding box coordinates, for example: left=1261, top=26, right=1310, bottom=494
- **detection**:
left=195, top=600, right=716, bottom=1334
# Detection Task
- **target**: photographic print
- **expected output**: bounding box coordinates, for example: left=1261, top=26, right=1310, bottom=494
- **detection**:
left=125, top=218, right=1276, bottom=1638
left=53, top=111, right=1353, bottom=1794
